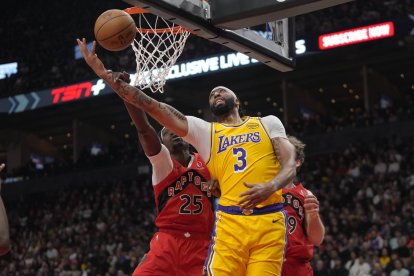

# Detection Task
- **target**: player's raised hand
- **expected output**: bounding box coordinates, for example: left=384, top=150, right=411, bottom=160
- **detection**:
left=238, top=182, right=275, bottom=209
left=112, top=71, right=131, bottom=83
left=304, top=191, right=319, bottom=216
left=76, top=38, right=107, bottom=78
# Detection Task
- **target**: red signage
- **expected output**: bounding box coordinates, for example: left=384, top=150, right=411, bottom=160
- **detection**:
left=319, top=22, right=395, bottom=50
left=51, top=82, right=92, bottom=103
left=51, top=80, right=107, bottom=104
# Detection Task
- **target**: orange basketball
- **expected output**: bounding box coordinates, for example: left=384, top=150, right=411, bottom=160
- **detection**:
left=94, top=9, right=136, bottom=51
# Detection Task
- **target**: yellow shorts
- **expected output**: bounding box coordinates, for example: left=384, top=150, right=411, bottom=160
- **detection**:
left=204, top=204, right=287, bottom=276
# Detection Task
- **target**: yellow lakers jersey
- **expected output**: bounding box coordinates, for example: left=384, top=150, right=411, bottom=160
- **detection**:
left=207, top=117, right=282, bottom=207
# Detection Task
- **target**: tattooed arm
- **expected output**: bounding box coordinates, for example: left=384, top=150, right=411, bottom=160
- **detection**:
left=77, top=38, right=189, bottom=137
left=124, top=100, right=161, bottom=157
left=238, top=137, right=296, bottom=209
left=268, top=137, right=297, bottom=191
left=107, top=71, right=189, bottom=136
left=238, top=116, right=296, bottom=209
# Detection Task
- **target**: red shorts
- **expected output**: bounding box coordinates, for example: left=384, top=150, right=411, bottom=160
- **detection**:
left=282, top=259, right=313, bottom=276
left=133, top=231, right=210, bottom=276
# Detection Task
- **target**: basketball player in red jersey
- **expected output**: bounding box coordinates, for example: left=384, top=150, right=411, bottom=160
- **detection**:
left=282, top=136, right=325, bottom=276
left=115, top=73, right=214, bottom=276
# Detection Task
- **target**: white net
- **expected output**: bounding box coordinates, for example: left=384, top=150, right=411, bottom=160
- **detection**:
left=131, top=12, right=190, bottom=93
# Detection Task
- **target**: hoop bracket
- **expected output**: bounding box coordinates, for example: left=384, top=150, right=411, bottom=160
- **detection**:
left=125, top=7, right=193, bottom=34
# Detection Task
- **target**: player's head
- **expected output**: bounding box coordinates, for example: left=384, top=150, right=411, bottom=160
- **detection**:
left=209, top=86, right=240, bottom=117
left=287, top=135, right=306, bottom=170
left=160, top=127, right=190, bottom=153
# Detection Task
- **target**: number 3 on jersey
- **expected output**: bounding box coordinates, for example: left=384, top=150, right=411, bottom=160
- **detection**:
left=233, top=147, right=247, bottom=172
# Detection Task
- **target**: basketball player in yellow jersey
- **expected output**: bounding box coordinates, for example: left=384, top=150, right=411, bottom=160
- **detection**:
left=77, top=38, right=297, bottom=276
left=191, top=87, right=296, bottom=276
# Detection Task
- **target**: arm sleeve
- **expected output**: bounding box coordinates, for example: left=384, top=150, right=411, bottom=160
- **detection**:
left=261, top=115, right=287, bottom=139
left=183, top=116, right=211, bottom=161
left=147, top=144, right=173, bottom=185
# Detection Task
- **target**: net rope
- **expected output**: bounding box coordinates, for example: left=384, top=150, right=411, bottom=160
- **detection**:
left=131, top=13, right=190, bottom=93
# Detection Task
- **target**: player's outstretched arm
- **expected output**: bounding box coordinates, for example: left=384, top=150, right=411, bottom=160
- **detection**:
left=304, top=191, right=325, bottom=246
left=0, top=163, right=10, bottom=256
left=239, top=137, right=296, bottom=209
left=124, top=101, right=161, bottom=157
left=76, top=38, right=189, bottom=137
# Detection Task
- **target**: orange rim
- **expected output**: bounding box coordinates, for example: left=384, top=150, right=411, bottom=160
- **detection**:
left=125, top=7, right=192, bottom=34
left=125, top=7, right=148, bottom=14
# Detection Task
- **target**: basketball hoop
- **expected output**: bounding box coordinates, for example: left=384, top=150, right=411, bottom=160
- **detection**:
left=125, top=7, right=191, bottom=93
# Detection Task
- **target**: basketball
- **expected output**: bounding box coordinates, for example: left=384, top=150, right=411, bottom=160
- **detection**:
left=94, top=9, right=136, bottom=51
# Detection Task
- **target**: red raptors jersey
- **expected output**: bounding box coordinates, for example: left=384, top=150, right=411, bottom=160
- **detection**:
left=153, top=153, right=214, bottom=237
left=282, top=184, right=314, bottom=261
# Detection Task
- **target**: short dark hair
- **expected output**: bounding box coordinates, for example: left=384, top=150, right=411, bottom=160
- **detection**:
left=287, top=135, right=306, bottom=164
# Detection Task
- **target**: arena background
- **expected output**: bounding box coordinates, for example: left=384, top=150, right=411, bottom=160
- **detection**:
left=0, top=0, right=413, bottom=275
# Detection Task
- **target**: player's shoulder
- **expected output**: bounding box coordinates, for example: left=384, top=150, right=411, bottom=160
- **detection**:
left=261, top=115, right=282, bottom=122
left=287, top=183, right=308, bottom=198
left=260, top=115, right=284, bottom=128
left=186, top=115, right=211, bottom=125
left=297, top=184, right=315, bottom=198
left=191, top=153, right=208, bottom=168
left=192, top=152, right=203, bottom=163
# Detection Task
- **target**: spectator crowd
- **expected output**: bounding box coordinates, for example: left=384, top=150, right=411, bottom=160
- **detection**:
left=0, top=177, right=155, bottom=275
left=4, top=98, right=414, bottom=183
left=304, top=136, right=414, bottom=276
left=288, top=98, right=414, bottom=137
left=1, top=134, right=413, bottom=275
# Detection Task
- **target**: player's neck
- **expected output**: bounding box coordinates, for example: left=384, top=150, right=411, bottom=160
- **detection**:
left=172, top=151, right=192, bottom=167
left=216, top=110, right=243, bottom=124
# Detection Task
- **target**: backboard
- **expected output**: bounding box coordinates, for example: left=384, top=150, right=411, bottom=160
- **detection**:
left=123, top=0, right=354, bottom=72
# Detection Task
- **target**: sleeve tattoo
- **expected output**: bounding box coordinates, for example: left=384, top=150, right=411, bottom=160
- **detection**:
left=271, top=138, right=283, bottom=163
left=104, top=71, right=186, bottom=122
left=162, top=104, right=186, bottom=121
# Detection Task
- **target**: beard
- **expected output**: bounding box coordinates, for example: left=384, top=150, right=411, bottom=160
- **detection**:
left=210, top=98, right=236, bottom=116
